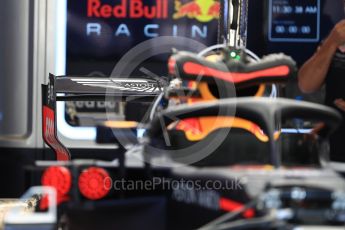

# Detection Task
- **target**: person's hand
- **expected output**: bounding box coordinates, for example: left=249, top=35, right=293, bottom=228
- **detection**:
left=334, top=99, right=345, bottom=112
left=327, top=20, right=345, bottom=47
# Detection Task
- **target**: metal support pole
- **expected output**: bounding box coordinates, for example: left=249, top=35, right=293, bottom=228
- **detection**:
left=219, top=0, right=249, bottom=48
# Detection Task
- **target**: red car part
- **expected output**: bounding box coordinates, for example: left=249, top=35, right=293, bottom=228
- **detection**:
left=40, top=166, right=72, bottom=209
left=78, top=167, right=112, bottom=200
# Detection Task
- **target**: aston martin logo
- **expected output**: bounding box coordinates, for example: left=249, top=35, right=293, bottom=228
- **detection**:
left=71, top=78, right=162, bottom=92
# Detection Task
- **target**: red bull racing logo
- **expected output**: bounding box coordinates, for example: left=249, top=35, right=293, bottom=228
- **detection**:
left=85, top=0, right=220, bottom=39
left=173, top=0, right=220, bottom=22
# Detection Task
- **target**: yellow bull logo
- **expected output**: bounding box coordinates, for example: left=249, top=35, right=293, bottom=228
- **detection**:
left=173, top=0, right=220, bottom=22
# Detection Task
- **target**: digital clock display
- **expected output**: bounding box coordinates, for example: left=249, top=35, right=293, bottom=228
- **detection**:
left=268, top=0, right=320, bottom=42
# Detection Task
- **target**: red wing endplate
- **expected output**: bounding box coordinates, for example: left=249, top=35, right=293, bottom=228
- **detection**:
left=168, top=50, right=296, bottom=89
left=42, top=83, right=71, bottom=161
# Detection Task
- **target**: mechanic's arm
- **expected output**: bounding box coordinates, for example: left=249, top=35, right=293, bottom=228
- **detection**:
left=298, top=20, right=345, bottom=93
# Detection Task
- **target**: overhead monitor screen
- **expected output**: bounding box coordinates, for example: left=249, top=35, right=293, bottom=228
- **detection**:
left=268, top=0, right=320, bottom=42
left=246, top=0, right=344, bottom=66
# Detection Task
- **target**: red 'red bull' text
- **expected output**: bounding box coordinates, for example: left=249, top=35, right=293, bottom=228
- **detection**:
left=87, top=0, right=169, bottom=19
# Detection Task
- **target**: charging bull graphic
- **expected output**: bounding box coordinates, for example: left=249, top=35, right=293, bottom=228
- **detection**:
left=174, top=0, right=220, bottom=22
